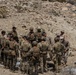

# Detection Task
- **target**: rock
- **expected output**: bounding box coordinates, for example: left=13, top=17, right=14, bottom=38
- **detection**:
left=62, top=7, right=68, bottom=11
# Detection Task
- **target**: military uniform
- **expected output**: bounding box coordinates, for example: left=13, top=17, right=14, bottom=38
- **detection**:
left=35, top=28, right=42, bottom=43
left=3, top=38, right=10, bottom=68
left=8, top=39, right=19, bottom=71
left=60, top=39, right=70, bottom=65
left=0, top=35, right=6, bottom=63
left=38, top=40, right=49, bottom=72
left=53, top=41, right=65, bottom=72
left=27, top=33, right=36, bottom=45
left=26, top=41, right=40, bottom=75
left=11, top=26, right=19, bottom=43
left=20, top=37, right=31, bottom=73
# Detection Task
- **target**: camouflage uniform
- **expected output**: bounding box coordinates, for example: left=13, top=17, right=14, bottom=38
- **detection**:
left=60, top=38, right=70, bottom=65
left=27, top=27, right=36, bottom=45
left=8, top=38, right=19, bottom=71
left=35, top=28, right=42, bottom=43
left=26, top=41, right=40, bottom=75
left=53, top=41, right=65, bottom=72
left=3, top=38, right=10, bottom=68
left=0, top=32, right=6, bottom=63
left=11, top=26, right=19, bottom=43
left=38, top=38, right=49, bottom=72
left=20, top=37, right=31, bottom=73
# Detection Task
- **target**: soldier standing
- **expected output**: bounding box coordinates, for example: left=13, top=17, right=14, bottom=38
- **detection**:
left=8, top=35, right=19, bottom=71
left=11, top=26, right=19, bottom=43
left=3, top=36, right=10, bottom=68
left=52, top=38, right=65, bottom=72
left=27, top=27, right=36, bottom=45
left=0, top=31, right=6, bottom=63
left=35, top=27, right=42, bottom=43
left=20, top=36, right=31, bottom=74
left=26, top=41, right=40, bottom=75
left=38, top=37, right=49, bottom=73
left=60, top=37, right=70, bottom=66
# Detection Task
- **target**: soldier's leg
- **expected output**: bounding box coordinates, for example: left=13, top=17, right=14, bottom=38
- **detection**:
left=58, top=55, right=62, bottom=65
left=24, top=58, right=29, bottom=74
left=26, top=61, right=29, bottom=74
left=53, top=55, right=58, bottom=72
left=12, top=56, right=17, bottom=71
left=40, top=57, right=44, bottom=73
left=29, top=61, right=33, bottom=75
left=10, top=55, right=13, bottom=70
left=35, top=62, right=39, bottom=75
left=56, top=57, right=59, bottom=72
left=4, top=53, right=7, bottom=67
left=43, top=55, right=47, bottom=72
left=7, top=54, right=9, bottom=68
left=8, top=55, right=11, bottom=69
left=1, top=51, right=4, bottom=63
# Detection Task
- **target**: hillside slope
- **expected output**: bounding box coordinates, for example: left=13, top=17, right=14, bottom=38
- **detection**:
left=0, top=0, right=76, bottom=48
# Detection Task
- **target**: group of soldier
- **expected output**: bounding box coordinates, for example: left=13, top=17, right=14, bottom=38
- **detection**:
left=0, top=26, right=70, bottom=74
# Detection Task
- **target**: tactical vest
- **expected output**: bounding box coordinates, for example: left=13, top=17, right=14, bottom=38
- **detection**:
left=54, top=42, right=64, bottom=54
left=32, top=47, right=40, bottom=57
left=21, top=40, right=31, bottom=58
left=40, top=42, right=48, bottom=52
left=9, top=40, right=17, bottom=56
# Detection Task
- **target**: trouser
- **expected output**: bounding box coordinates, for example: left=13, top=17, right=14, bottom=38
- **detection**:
left=40, top=54, right=47, bottom=73
left=20, top=57, right=29, bottom=74
left=29, top=59, right=39, bottom=75
left=8, top=55, right=17, bottom=71
left=4, top=53, right=8, bottom=67
left=62, top=53, right=68, bottom=65
left=1, top=51, right=4, bottom=63
left=54, top=55, right=61, bottom=72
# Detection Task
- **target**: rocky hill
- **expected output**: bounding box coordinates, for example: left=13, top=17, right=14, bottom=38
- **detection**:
left=0, top=0, right=76, bottom=48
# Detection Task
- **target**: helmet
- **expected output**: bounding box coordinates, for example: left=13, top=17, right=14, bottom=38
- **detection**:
left=37, top=26, right=41, bottom=32
left=32, top=41, right=37, bottom=46
left=29, top=27, right=33, bottom=31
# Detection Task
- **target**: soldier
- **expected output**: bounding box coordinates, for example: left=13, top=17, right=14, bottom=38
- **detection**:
left=0, top=31, right=6, bottom=63
left=26, top=41, right=40, bottom=75
left=52, top=38, right=65, bottom=72
left=8, top=35, right=19, bottom=71
left=38, top=37, right=49, bottom=73
left=3, top=36, right=10, bottom=68
left=20, top=36, right=31, bottom=74
left=42, top=29, right=52, bottom=45
left=60, top=37, right=70, bottom=66
left=35, top=27, right=42, bottom=43
left=27, top=27, right=36, bottom=45
left=11, top=26, right=19, bottom=43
